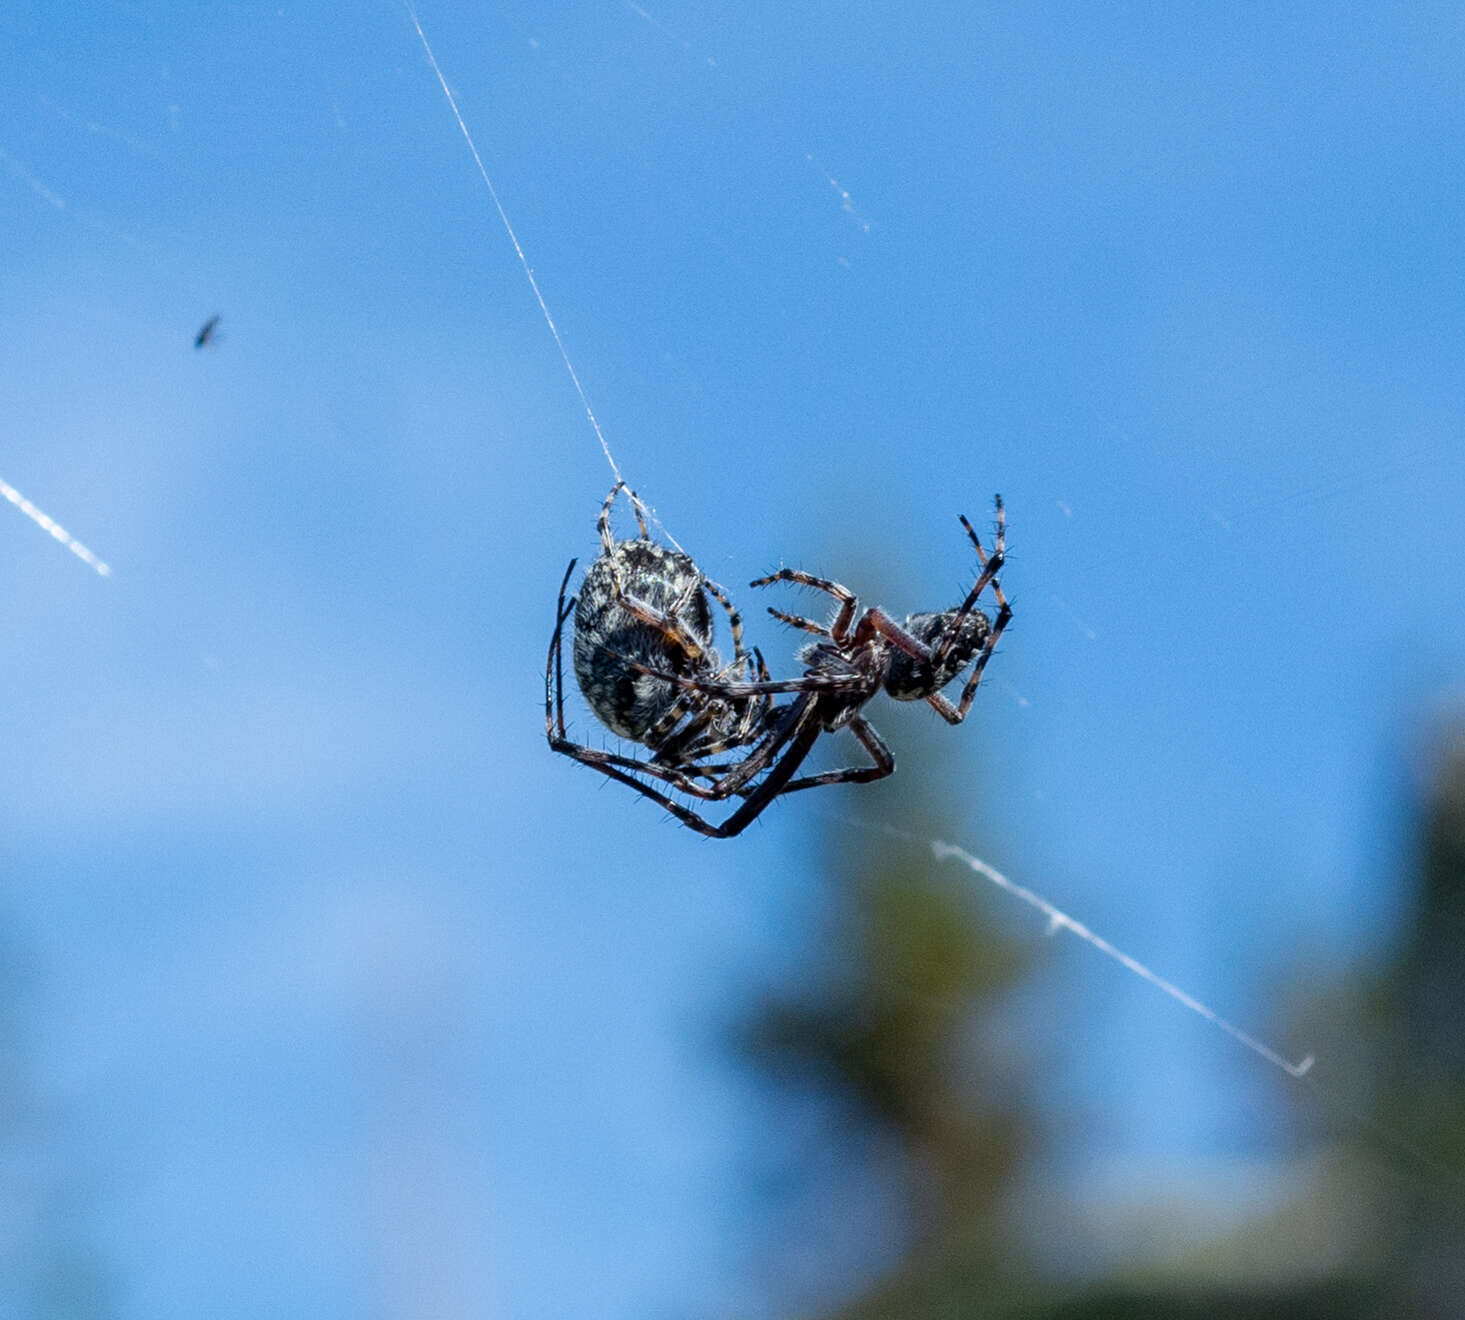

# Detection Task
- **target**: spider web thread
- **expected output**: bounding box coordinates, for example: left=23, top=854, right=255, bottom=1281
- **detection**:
left=406, top=6, right=698, bottom=557
left=404, top=7, right=616, bottom=480
left=0, top=473, right=111, bottom=577
left=930, top=839, right=1315, bottom=1078
left=836, top=812, right=1314, bottom=1079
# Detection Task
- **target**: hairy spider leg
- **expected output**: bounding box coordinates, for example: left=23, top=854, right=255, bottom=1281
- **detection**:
left=922, top=591, right=1011, bottom=724
left=620, top=657, right=896, bottom=795
left=929, top=496, right=1007, bottom=672
left=644, top=641, right=770, bottom=764
left=774, top=712, right=894, bottom=795
left=597, top=480, right=650, bottom=550
left=750, top=567, right=860, bottom=642
left=634, top=571, right=768, bottom=760
left=554, top=666, right=829, bottom=839
left=620, top=663, right=869, bottom=700
left=698, top=696, right=828, bottom=836
left=763, top=605, right=831, bottom=638
left=699, top=576, right=754, bottom=676
left=603, top=566, right=713, bottom=664
left=666, top=646, right=775, bottom=764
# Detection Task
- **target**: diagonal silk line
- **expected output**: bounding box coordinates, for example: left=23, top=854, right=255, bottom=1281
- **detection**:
left=0, top=473, right=111, bottom=577
left=929, top=839, right=1314, bottom=1078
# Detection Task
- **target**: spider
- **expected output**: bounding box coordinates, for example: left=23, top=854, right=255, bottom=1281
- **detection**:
left=620, top=495, right=1013, bottom=817
left=546, top=482, right=798, bottom=835
left=547, top=485, right=1011, bottom=838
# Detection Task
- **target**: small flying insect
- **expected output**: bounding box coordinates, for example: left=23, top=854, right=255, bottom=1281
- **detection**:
left=194, top=315, right=221, bottom=350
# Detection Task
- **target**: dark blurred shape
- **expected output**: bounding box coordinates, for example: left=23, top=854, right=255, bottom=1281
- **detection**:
left=735, top=557, right=1465, bottom=1318
left=737, top=793, right=1042, bottom=1315
left=0, top=920, right=112, bottom=1318
left=193, top=314, right=220, bottom=349
left=732, top=535, right=1042, bottom=1313
left=1037, top=1282, right=1381, bottom=1319
left=1359, top=715, right=1465, bottom=1317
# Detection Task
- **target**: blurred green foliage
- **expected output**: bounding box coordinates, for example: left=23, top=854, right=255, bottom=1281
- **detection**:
left=737, top=673, right=1465, bottom=1318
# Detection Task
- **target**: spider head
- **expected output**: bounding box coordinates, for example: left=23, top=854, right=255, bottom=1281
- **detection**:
left=883, top=609, right=992, bottom=702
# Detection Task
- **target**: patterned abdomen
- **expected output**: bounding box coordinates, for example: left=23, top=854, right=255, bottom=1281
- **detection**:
left=572, top=539, right=717, bottom=741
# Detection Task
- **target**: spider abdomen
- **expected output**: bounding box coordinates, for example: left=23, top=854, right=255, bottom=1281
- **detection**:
left=572, top=539, right=717, bottom=741
left=883, top=609, right=992, bottom=701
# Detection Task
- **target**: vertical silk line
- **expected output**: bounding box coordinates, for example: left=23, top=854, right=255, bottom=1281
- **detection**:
left=0, top=473, right=112, bottom=577
left=404, top=5, right=623, bottom=488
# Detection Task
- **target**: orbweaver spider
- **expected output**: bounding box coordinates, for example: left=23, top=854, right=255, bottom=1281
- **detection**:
left=547, top=485, right=1011, bottom=838
left=546, top=483, right=796, bottom=835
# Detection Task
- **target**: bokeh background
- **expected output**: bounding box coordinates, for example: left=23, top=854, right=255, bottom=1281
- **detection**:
left=4, top=2, right=1465, bottom=1316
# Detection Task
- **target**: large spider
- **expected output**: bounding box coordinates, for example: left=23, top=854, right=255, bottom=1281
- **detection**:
left=546, top=482, right=797, bottom=834
left=547, top=484, right=1011, bottom=838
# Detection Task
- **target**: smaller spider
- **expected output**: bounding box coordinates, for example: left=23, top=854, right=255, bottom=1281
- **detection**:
left=628, top=496, right=1012, bottom=802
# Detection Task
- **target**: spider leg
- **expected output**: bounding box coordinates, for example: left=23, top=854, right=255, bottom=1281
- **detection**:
left=961, top=494, right=1006, bottom=574
left=643, top=689, right=710, bottom=753
left=551, top=733, right=762, bottom=802
left=772, top=713, right=895, bottom=795
left=703, top=696, right=828, bottom=836
left=932, top=496, right=1006, bottom=670
left=672, top=695, right=782, bottom=773
left=923, top=592, right=1012, bottom=724
left=751, top=568, right=860, bottom=643
left=714, top=648, right=776, bottom=755
left=642, top=633, right=760, bottom=752
left=552, top=671, right=790, bottom=801
left=596, top=482, right=623, bottom=553
left=546, top=558, right=579, bottom=743
left=765, top=605, right=832, bottom=638
left=688, top=693, right=811, bottom=795
left=551, top=694, right=823, bottom=836
left=853, top=606, right=939, bottom=664
left=608, top=581, right=713, bottom=663
left=648, top=643, right=776, bottom=764
left=701, top=575, right=753, bottom=673
left=597, top=481, right=650, bottom=553
left=616, top=655, right=864, bottom=700
left=548, top=747, right=737, bottom=836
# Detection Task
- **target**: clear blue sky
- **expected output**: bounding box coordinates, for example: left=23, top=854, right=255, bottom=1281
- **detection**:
left=4, top=2, right=1464, bottom=1315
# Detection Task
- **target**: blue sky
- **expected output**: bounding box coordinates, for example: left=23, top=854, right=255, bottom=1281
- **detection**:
left=4, top=2, right=1465, bottom=1315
